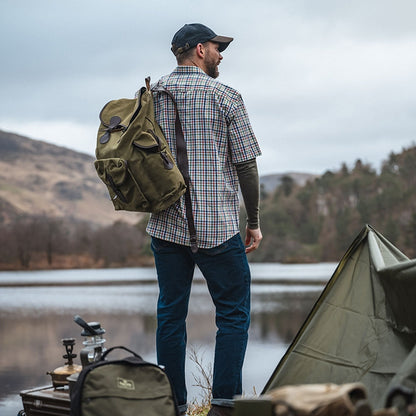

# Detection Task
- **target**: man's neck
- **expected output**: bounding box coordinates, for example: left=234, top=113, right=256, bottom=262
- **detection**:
left=179, top=59, right=206, bottom=73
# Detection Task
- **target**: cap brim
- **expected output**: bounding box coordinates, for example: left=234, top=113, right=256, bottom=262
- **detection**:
left=211, top=35, right=233, bottom=52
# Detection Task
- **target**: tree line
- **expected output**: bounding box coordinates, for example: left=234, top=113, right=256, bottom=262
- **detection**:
left=0, top=215, right=151, bottom=269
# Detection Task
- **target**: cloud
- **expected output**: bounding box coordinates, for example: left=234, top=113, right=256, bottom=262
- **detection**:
left=1, top=0, right=416, bottom=175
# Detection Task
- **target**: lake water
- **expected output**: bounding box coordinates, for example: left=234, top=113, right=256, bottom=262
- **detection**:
left=0, top=263, right=336, bottom=416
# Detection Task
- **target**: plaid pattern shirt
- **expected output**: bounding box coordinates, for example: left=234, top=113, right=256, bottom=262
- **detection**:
left=146, top=66, right=261, bottom=248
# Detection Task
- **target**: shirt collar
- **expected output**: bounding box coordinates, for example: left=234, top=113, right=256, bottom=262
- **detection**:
left=173, top=65, right=206, bottom=75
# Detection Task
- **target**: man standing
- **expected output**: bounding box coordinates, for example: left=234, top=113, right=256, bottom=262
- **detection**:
left=147, top=23, right=262, bottom=416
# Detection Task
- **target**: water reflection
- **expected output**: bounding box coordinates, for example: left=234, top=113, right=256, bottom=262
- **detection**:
left=0, top=266, right=328, bottom=416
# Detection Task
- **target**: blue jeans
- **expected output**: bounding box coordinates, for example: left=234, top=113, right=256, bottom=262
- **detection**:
left=151, top=233, right=251, bottom=411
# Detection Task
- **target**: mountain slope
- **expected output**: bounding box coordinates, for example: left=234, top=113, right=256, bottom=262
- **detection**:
left=0, top=130, right=141, bottom=226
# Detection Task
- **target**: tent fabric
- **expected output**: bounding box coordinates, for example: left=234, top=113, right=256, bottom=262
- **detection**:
left=381, top=342, right=416, bottom=407
left=262, top=224, right=416, bottom=409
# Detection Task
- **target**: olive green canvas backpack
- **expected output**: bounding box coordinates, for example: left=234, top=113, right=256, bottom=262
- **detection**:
left=70, top=346, right=179, bottom=416
left=94, top=77, right=186, bottom=213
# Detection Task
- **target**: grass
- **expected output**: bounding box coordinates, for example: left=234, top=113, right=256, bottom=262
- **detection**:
left=183, top=346, right=259, bottom=415
left=186, top=346, right=213, bottom=415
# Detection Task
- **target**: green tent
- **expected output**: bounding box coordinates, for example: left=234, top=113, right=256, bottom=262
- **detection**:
left=262, top=224, right=416, bottom=409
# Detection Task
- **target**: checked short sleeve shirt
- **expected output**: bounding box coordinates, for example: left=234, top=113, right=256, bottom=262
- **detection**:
left=146, top=66, right=261, bottom=249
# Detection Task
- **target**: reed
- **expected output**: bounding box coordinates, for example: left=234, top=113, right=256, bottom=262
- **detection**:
left=186, top=346, right=212, bottom=415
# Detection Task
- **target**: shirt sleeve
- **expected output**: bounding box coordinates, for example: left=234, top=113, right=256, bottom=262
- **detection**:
left=227, top=95, right=262, bottom=164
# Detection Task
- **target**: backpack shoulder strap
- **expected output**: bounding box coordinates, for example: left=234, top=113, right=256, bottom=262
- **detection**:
left=153, top=84, right=198, bottom=253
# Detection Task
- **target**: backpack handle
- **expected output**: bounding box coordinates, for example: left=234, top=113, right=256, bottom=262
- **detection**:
left=101, top=346, right=143, bottom=361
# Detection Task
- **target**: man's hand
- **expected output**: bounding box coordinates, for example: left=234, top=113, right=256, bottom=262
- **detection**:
left=245, top=226, right=263, bottom=254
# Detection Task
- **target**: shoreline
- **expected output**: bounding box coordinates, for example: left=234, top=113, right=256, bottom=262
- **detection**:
left=0, top=277, right=328, bottom=288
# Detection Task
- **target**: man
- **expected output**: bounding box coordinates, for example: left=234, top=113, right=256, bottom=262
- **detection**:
left=147, top=23, right=262, bottom=416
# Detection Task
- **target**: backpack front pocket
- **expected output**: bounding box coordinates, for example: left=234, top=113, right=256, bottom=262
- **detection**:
left=94, top=158, right=149, bottom=211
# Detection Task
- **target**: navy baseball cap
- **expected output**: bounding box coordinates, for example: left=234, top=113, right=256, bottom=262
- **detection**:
left=171, top=23, right=233, bottom=56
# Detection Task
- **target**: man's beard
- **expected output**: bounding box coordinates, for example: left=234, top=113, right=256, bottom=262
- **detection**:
left=205, top=59, right=219, bottom=79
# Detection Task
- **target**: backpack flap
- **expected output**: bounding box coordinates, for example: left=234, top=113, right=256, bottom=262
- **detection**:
left=98, top=97, right=141, bottom=145
left=132, top=132, right=160, bottom=152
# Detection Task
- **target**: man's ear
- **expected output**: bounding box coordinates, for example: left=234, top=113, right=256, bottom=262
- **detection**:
left=195, top=43, right=205, bottom=58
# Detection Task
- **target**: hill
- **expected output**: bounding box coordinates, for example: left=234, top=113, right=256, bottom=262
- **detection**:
left=0, top=129, right=141, bottom=226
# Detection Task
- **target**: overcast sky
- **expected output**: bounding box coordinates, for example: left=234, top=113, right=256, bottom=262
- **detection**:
left=1, top=0, right=415, bottom=176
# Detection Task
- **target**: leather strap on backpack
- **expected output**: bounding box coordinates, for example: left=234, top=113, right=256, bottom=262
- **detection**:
left=174, top=110, right=198, bottom=253
left=154, top=84, right=198, bottom=253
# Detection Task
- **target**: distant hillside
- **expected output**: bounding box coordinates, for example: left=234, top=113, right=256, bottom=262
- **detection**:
left=0, top=129, right=141, bottom=226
